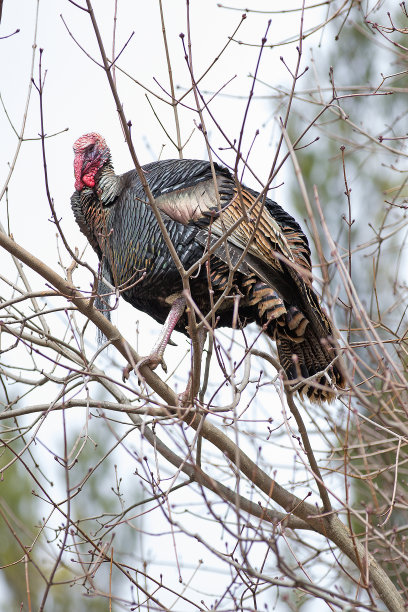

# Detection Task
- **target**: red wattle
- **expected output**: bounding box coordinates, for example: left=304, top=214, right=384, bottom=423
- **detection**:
left=82, top=174, right=96, bottom=188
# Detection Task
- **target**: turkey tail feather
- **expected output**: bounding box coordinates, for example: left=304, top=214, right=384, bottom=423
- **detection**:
left=274, top=323, right=344, bottom=403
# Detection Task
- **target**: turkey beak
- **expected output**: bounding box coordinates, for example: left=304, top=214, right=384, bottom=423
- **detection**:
left=82, top=148, right=98, bottom=172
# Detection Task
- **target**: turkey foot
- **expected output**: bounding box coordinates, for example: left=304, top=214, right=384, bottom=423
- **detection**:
left=122, top=353, right=166, bottom=383
left=135, top=352, right=168, bottom=377
left=123, top=296, right=186, bottom=382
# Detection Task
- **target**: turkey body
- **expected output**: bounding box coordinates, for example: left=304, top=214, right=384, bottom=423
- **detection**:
left=73, top=159, right=293, bottom=328
left=71, top=133, right=344, bottom=402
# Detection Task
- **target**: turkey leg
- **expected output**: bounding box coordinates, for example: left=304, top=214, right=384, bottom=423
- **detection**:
left=123, top=296, right=186, bottom=381
left=145, top=295, right=187, bottom=372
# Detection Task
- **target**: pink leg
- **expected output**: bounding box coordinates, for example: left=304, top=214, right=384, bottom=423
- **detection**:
left=146, top=296, right=186, bottom=372
left=123, top=296, right=186, bottom=381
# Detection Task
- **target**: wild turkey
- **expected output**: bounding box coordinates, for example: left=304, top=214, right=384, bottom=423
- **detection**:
left=71, top=132, right=344, bottom=402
